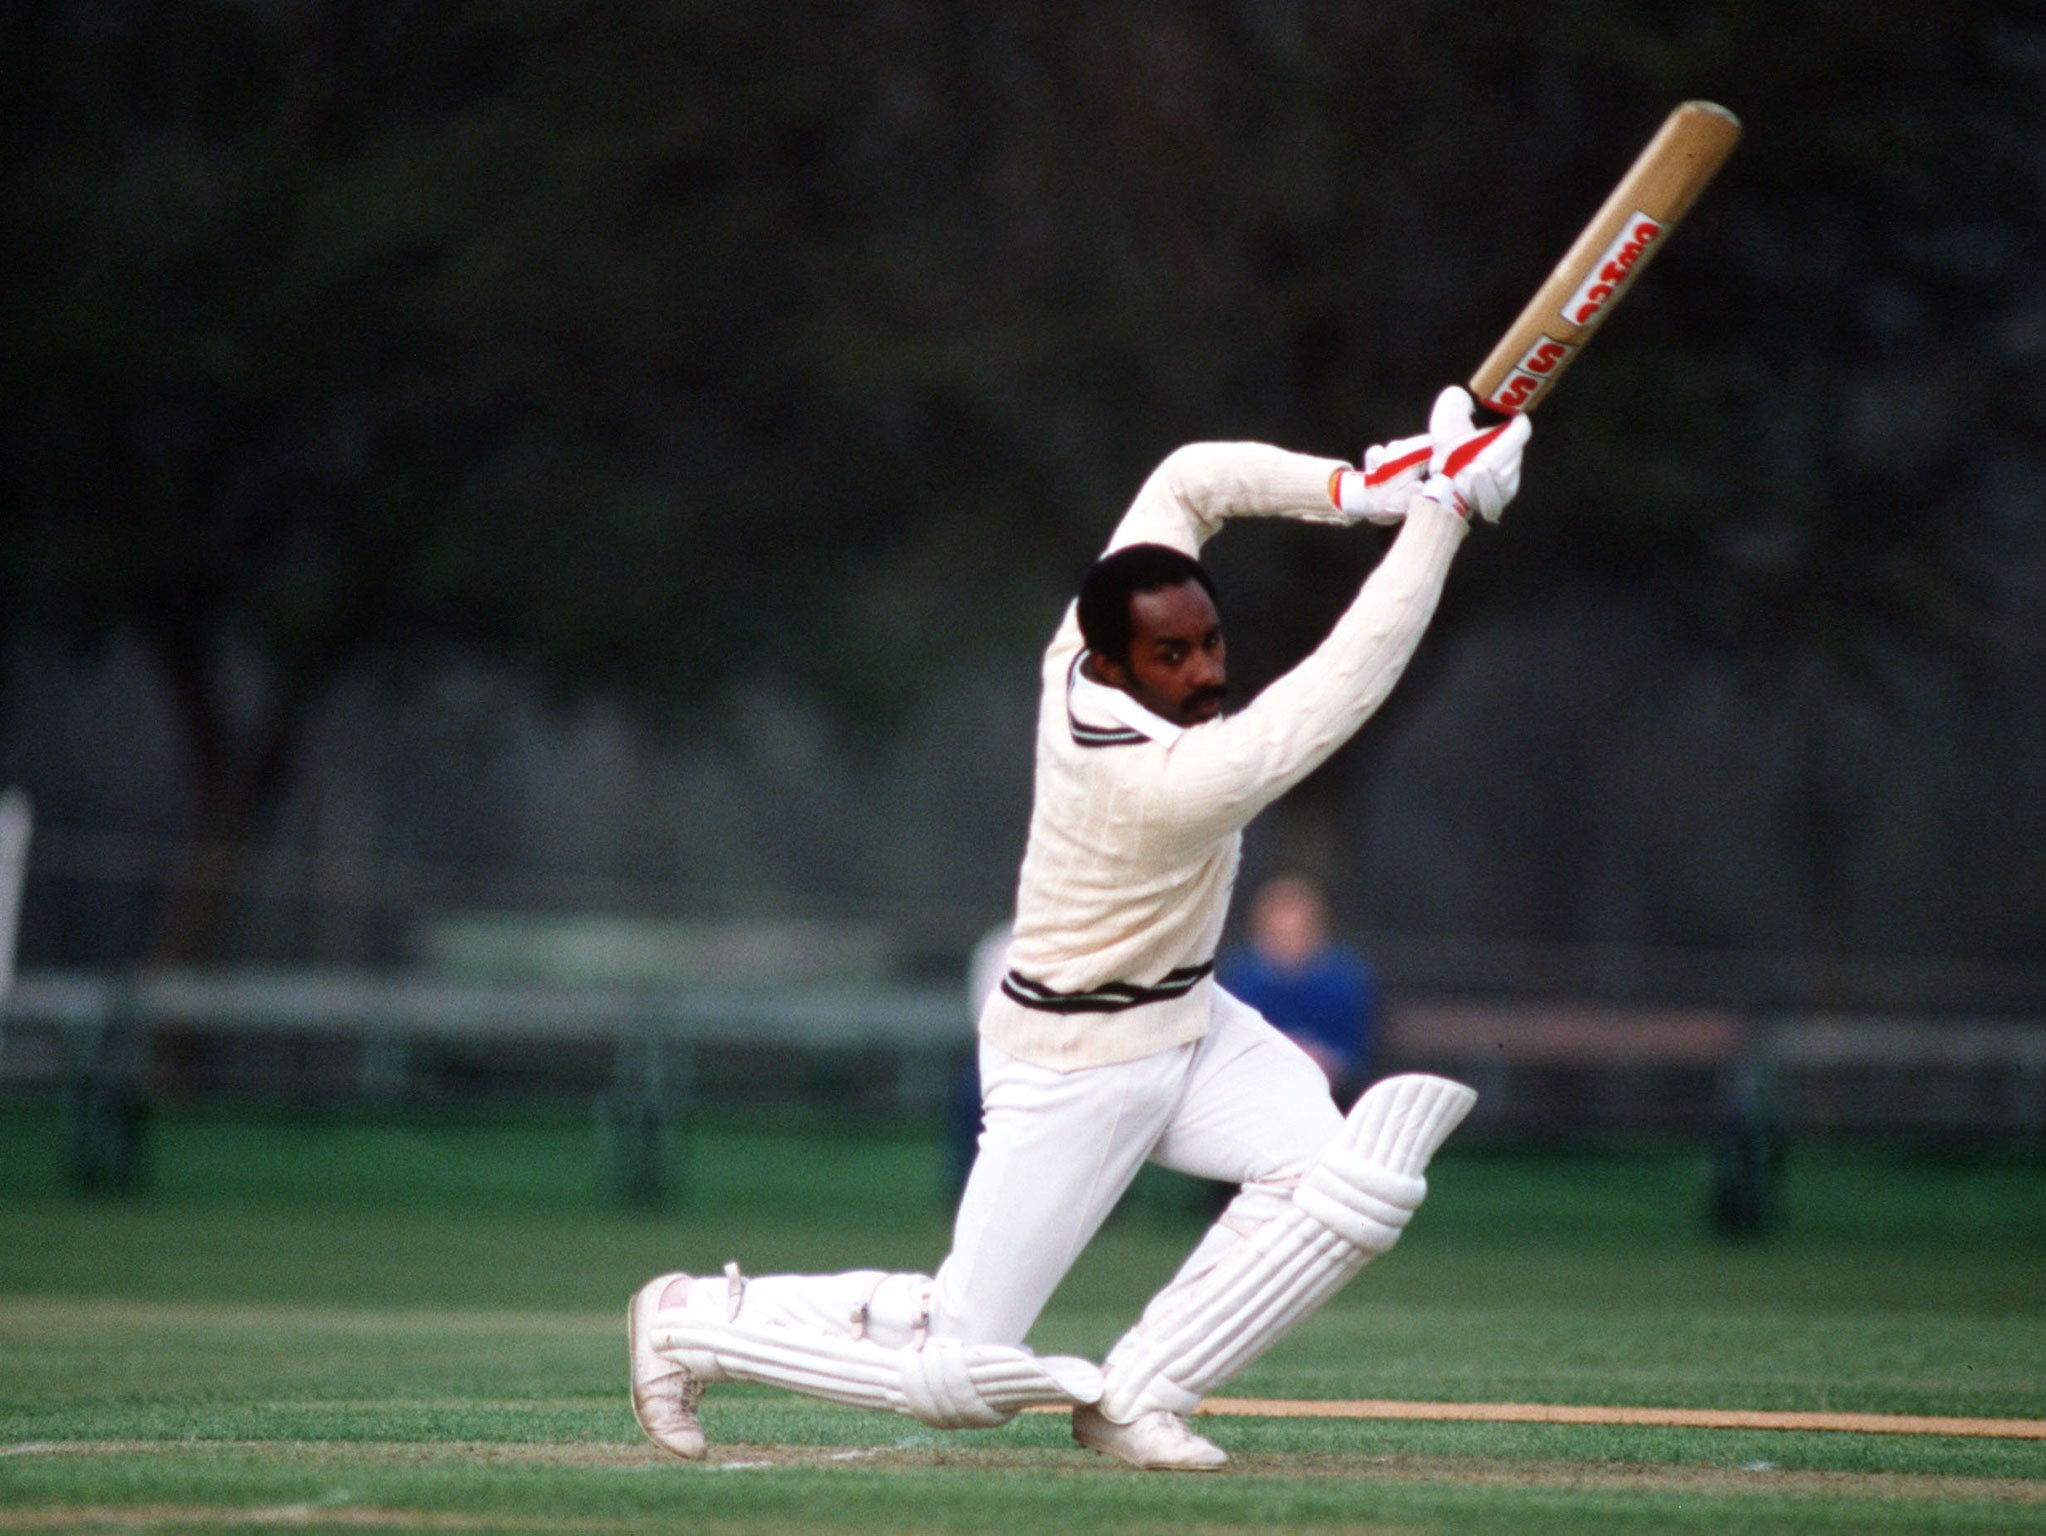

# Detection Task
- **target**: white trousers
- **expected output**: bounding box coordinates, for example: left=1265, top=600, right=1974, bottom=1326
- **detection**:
left=718, top=987, right=1344, bottom=1353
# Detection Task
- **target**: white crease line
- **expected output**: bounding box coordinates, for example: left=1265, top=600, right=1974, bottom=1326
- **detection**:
left=719, top=1447, right=881, bottom=1471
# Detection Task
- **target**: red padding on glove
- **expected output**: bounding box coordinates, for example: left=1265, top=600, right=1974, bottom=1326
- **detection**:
left=1363, top=444, right=1433, bottom=487
left=1440, top=424, right=1510, bottom=479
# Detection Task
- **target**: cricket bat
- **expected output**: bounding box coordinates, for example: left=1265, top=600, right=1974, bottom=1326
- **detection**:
left=1469, top=101, right=1742, bottom=416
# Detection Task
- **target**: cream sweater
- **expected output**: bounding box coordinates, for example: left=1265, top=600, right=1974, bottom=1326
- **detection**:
left=978, top=441, right=1470, bottom=1071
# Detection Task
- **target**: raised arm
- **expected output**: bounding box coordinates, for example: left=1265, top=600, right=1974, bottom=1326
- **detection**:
left=1100, top=442, right=1356, bottom=560
left=1134, top=394, right=1531, bottom=844
left=1041, top=437, right=1429, bottom=662
left=1138, top=499, right=1468, bottom=844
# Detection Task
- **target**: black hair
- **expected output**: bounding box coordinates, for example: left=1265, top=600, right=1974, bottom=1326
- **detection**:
left=1077, top=543, right=1218, bottom=667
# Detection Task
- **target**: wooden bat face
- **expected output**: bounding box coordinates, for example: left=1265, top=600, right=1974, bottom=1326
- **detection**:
left=1470, top=101, right=1742, bottom=415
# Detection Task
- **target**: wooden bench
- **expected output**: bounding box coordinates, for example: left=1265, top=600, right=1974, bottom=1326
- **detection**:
left=1384, top=1001, right=1750, bottom=1127
left=0, top=967, right=973, bottom=1205
left=1381, top=1000, right=1772, bottom=1233
left=1380, top=1001, right=2046, bottom=1233
left=1765, top=1016, right=2046, bottom=1138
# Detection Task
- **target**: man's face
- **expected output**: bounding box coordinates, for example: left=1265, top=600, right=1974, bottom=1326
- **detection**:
left=1098, top=579, right=1228, bottom=727
left=1251, top=879, right=1328, bottom=969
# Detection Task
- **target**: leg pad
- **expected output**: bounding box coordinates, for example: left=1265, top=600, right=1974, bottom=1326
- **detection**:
left=654, top=1313, right=1101, bottom=1430
left=1099, top=1073, right=1475, bottom=1421
left=1294, top=1144, right=1427, bottom=1253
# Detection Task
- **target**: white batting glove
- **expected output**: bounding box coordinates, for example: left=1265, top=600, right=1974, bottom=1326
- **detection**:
left=1328, top=432, right=1433, bottom=525
left=1416, top=386, right=1531, bottom=524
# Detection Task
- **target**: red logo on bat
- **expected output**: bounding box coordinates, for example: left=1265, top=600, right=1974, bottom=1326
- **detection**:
left=1482, top=335, right=1576, bottom=413
left=1560, top=213, right=1664, bottom=328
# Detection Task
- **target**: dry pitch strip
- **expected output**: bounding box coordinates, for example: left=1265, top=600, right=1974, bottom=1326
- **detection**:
left=1031, top=1399, right=2046, bottom=1440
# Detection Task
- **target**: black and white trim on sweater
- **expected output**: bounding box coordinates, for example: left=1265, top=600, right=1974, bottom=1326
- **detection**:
left=1069, top=718, right=1149, bottom=749
left=1000, top=958, right=1215, bottom=1014
left=1066, top=653, right=1171, bottom=750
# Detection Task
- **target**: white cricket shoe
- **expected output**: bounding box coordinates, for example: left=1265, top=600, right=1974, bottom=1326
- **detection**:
left=629, top=1273, right=707, bottom=1461
left=1072, top=1403, right=1228, bottom=1471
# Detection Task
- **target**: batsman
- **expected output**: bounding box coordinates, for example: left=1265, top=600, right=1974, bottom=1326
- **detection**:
left=629, top=386, right=1531, bottom=1470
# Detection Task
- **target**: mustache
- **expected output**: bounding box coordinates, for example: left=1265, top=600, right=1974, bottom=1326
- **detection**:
left=1181, top=685, right=1228, bottom=717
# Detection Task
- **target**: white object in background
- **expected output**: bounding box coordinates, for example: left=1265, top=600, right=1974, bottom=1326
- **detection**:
left=0, top=788, right=28, bottom=999
left=0, top=788, right=28, bottom=1073
left=967, top=920, right=1013, bottom=1019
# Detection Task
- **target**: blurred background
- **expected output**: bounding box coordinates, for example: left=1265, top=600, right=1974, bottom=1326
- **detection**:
left=2, top=3, right=2042, bottom=1215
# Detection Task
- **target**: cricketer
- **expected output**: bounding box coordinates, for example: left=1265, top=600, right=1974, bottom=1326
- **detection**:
left=629, top=385, right=1530, bottom=1469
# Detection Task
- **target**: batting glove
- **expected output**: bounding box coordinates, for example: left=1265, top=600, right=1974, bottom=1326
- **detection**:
left=1416, top=386, right=1531, bottom=524
left=1328, top=432, right=1433, bottom=525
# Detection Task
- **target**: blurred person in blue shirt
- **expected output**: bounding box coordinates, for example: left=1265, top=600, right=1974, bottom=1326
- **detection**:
left=1219, top=875, right=1379, bottom=1107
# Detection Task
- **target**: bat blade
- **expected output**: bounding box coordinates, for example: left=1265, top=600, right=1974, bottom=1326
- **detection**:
left=1470, top=101, right=1742, bottom=416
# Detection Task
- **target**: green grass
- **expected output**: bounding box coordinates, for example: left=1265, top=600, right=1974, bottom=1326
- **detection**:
left=1, top=1100, right=2042, bottom=1532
